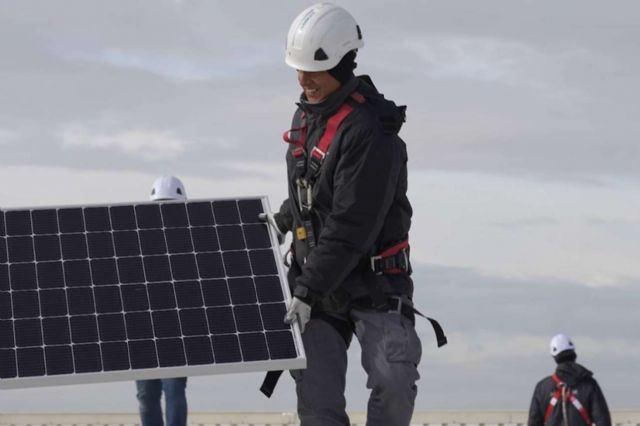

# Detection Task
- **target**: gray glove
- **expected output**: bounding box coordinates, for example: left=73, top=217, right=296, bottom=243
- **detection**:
left=284, top=297, right=312, bottom=333
left=258, top=212, right=285, bottom=245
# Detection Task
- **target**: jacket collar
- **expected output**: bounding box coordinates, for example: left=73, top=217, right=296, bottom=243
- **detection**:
left=298, top=77, right=360, bottom=119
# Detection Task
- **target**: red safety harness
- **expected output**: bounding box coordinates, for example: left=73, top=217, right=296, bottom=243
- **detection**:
left=371, top=239, right=410, bottom=275
left=283, top=91, right=410, bottom=275
left=283, top=92, right=366, bottom=254
left=544, top=373, right=592, bottom=426
left=283, top=91, right=366, bottom=169
left=284, top=91, right=366, bottom=192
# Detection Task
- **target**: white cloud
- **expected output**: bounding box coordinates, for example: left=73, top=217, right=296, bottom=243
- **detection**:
left=223, top=161, right=284, bottom=179
left=398, top=35, right=592, bottom=101
left=51, top=44, right=282, bottom=81
left=409, top=170, right=640, bottom=286
left=405, top=36, right=525, bottom=83
left=58, top=126, right=191, bottom=161
left=97, top=48, right=218, bottom=81
left=0, top=165, right=287, bottom=209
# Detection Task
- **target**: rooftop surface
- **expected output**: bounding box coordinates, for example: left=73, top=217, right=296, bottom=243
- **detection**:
left=0, top=411, right=639, bottom=426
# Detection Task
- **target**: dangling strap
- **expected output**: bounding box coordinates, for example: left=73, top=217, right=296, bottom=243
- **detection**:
left=413, top=306, right=448, bottom=347
left=260, top=313, right=353, bottom=398
left=282, top=111, right=307, bottom=148
left=260, top=370, right=283, bottom=398
left=386, top=297, right=447, bottom=347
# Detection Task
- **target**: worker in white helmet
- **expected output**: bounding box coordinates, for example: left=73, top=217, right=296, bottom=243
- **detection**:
left=528, top=334, right=611, bottom=426
left=135, top=175, right=188, bottom=426
left=262, top=3, right=446, bottom=425
left=149, top=175, right=187, bottom=202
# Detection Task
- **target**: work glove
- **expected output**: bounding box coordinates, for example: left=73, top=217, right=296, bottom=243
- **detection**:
left=258, top=212, right=286, bottom=245
left=284, top=297, right=312, bottom=333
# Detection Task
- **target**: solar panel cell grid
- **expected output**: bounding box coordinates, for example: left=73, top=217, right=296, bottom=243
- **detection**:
left=109, top=205, right=137, bottom=231
left=6, top=211, right=32, bottom=236
left=0, top=197, right=304, bottom=388
left=0, top=265, right=8, bottom=291
left=0, top=239, right=6, bottom=264
left=32, top=210, right=59, bottom=235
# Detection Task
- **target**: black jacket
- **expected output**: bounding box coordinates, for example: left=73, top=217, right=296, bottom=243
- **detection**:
left=275, top=75, right=413, bottom=314
left=528, top=362, right=611, bottom=426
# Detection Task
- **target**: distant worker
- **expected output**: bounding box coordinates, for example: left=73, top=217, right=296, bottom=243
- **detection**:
left=528, top=334, right=611, bottom=426
left=135, top=175, right=188, bottom=426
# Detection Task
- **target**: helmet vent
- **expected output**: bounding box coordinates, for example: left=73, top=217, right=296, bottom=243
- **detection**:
left=356, top=25, right=362, bottom=40
left=177, top=188, right=183, bottom=195
left=314, top=48, right=329, bottom=61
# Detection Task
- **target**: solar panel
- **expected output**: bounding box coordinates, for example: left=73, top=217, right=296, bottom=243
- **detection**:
left=0, top=197, right=305, bottom=389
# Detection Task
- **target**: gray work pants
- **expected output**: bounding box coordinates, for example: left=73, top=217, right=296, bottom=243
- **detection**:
left=292, top=308, right=422, bottom=426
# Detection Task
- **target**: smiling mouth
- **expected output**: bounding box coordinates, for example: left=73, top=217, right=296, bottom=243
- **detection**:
left=304, top=88, right=319, bottom=97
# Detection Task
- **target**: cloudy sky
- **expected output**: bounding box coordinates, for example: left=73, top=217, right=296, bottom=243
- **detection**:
left=0, top=0, right=638, bottom=413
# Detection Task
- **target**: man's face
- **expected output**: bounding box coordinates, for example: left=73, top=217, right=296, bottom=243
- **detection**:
left=297, top=70, right=341, bottom=104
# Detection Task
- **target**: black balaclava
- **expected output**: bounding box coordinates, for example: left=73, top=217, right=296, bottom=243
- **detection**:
left=554, top=349, right=577, bottom=364
left=328, top=50, right=357, bottom=84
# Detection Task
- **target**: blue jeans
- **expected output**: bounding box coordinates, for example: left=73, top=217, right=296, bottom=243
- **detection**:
left=136, top=378, right=188, bottom=426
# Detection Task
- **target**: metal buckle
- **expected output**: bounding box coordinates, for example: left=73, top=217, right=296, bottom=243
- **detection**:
left=388, top=296, right=403, bottom=314
left=283, top=248, right=292, bottom=268
left=305, top=185, right=313, bottom=210
left=311, top=146, right=326, bottom=161
left=400, top=249, right=409, bottom=271
left=296, top=179, right=313, bottom=212
left=370, top=255, right=382, bottom=275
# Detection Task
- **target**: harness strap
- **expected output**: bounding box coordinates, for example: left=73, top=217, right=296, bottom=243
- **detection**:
left=371, top=239, right=410, bottom=275
left=544, top=373, right=593, bottom=425
left=287, top=92, right=366, bottom=259
left=260, top=313, right=353, bottom=398
left=387, top=297, right=448, bottom=347
left=307, top=92, right=366, bottom=177
left=282, top=112, right=307, bottom=147
left=544, top=389, right=562, bottom=424
left=569, top=393, right=592, bottom=425
left=260, top=370, right=283, bottom=398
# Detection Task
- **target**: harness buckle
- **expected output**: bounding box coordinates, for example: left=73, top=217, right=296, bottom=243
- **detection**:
left=370, top=255, right=383, bottom=276
left=296, top=179, right=313, bottom=212
left=370, top=246, right=410, bottom=275
left=388, top=296, right=403, bottom=315
left=311, top=146, right=326, bottom=161
left=400, top=249, right=409, bottom=271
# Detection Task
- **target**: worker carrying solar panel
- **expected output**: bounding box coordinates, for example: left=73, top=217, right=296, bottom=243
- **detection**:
left=134, top=175, right=188, bottom=426
left=259, top=3, right=446, bottom=426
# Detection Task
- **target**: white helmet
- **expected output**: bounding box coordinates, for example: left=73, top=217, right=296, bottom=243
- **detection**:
left=550, top=333, right=575, bottom=356
left=285, top=2, right=363, bottom=72
left=150, top=175, right=187, bottom=201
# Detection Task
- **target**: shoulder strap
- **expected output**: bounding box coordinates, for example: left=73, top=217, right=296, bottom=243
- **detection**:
left=544, top=373, right=592, bottom=426
left=568, top=392, right=593, bottom=425
left=307, top=92, right=365, bottom=176
left=544, top=377, right=563, bottom=424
